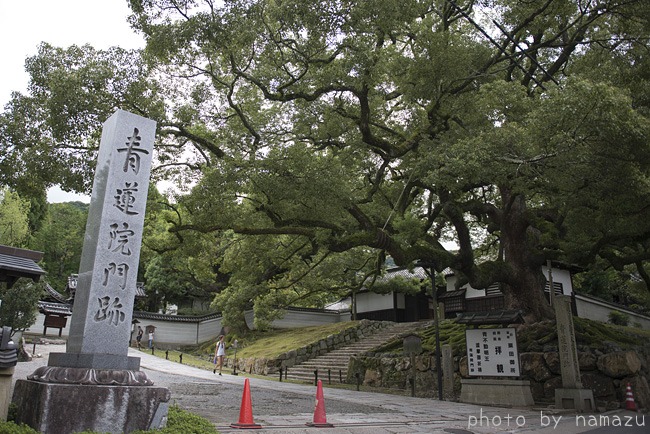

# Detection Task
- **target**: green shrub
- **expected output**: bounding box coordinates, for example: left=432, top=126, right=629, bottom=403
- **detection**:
left=132, top=405, right=218, bottom=434
left=6, top=403, right=17, bottom=423
left=608, top=310, right=630, bottom=326
left=0, top=421, right=39, bottom=434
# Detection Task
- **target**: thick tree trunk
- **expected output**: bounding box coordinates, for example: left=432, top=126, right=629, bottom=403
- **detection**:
left=500, top=188, right=554, bottom=322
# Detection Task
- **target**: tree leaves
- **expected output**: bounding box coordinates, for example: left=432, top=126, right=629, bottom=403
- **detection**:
left=2, top=0, right=649, bottom=323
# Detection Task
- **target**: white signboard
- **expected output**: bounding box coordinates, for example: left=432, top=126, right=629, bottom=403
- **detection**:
left=465, top=328, right=520, bottom=377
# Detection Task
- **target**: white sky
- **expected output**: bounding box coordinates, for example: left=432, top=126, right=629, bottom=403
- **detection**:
left=0, top=0, right=146, bottom=203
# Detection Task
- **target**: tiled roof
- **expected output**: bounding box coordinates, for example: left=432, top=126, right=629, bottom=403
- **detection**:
left=67, top=274, right=146, bottom=297
left=455, top=309, right=525, bottom=325
left=133, top=311, right=222, bottom=322
left=439, top=289, right=466, bottom=299
left=0, top=252, right=45, bottom=275
left=38, top=301, right=73, bottom=316
left=0, top=245, right=45, bottom=286
left=374, top=266, right=428, bottom=283
left=44, top=283, right=69, bottom=303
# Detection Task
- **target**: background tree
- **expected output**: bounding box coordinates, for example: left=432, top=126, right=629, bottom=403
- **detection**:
left=0, top=188, right=30, bottom=247
left=30, top=202, right=88, bottom=290
left=555, top=0, right=650, bottom=293
left=574, top=260, right=650, bottom=315
left=0, top=43, right=164, bottom=194
left=140, top=185, right=226, bottom=313
left=26, top=189, right=48, bottom=234
left=214, top=233, right=376, bottom=330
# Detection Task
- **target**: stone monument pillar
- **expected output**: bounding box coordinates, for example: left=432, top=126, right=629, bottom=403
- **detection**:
left=12, top=110, right=170, bottom=434
left=441, top=344, right=454, bottom=400
left=554, top=295, right=595, bottom=411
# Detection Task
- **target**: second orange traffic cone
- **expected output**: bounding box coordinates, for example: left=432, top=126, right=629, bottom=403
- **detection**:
left=306, top=379, right=334, bottom=428
left=231, top=378, right=262, bottom=429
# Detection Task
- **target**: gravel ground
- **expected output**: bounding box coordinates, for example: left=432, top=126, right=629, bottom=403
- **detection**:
left=12, top=342, right=387, bottom=429
left=158, top=375, right=384, bottom=425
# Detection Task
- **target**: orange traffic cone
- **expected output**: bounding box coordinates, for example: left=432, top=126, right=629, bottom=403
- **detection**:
left=231, top=378, right=262, bottom=429
left=625, top=383, right=637, bottom=411
left=306, top=379, right=334, bottom=428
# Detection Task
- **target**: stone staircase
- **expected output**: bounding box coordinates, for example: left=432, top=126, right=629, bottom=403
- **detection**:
left=282, top=321, right=430, bottom=384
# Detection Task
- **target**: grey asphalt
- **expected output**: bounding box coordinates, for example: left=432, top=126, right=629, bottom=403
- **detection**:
left=11, top=342, right=647, bottom=433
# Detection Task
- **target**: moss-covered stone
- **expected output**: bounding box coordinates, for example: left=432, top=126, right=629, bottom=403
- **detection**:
left=343, top=318, right=650, bottom=402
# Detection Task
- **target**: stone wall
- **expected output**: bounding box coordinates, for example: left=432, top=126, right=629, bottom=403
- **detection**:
left=348, top=345, right=650, bottom=410
left=229, top=320, right=389, bottom=375
left=514, top=347, right=650, bottom=410
left=349, top=353, right=439, bottom=397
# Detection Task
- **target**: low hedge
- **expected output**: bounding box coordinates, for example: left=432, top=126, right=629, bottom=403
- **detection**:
left=0, top=405, right=218, bottom=434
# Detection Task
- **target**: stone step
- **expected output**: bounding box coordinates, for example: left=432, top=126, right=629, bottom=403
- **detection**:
left=277, top=321, right=432, bottom=384
left=314, top=348, right=377, bottom=358
left=292, top=359, right=348, bottom=367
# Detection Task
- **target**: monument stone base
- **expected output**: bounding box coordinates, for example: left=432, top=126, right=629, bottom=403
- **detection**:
left=12, top=379, right=170, bottom=434
left=555, top=388, right=595, bottom=412
left=460, top=379, right=534, bottom=407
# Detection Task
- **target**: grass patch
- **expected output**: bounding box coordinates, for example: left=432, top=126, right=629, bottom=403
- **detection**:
left=191, top=321, right=363, bottom=360
left=142, top=348, right=217, bottom=372
left=369, top=319, right=469, bottom=355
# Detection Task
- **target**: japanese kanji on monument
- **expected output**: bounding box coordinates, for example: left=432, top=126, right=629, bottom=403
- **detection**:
left=51, top=109, right=155, bottom=369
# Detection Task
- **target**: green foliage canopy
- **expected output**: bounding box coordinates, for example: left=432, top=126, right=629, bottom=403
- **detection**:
left=0, top=188, right=30, bottom=247
left=1, top=0, right=649, bottom=324
left=30, top=202, right=87, bottom=290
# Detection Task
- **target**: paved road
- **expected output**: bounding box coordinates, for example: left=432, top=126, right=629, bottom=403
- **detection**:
left=11, top=342, right=647, bottom=433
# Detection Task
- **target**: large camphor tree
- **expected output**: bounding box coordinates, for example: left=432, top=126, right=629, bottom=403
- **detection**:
left=1, top=0, right=649, bottom=325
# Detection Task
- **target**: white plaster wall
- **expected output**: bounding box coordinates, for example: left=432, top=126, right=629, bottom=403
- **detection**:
left=445, top=275, right=457, bottom=292
left=445, top=275, right=485, bottom=298
left=137, top=319, right=197, bottom=348
left=197, top=317, right=223, bottom=343
left=542, top=266, right=573, bottom=295
left=356, top=292, right=394, bottom=313
left=269, top=310, right=342, bottom=329
left=24, top=313, right=223, bottom=348
left=575, top=294, right=650, bottom=330
left=244, top=309, right=344, bottom=330
left=329, top=293, right=404, bottom=312
left=464, top=286, right=486, bottom=298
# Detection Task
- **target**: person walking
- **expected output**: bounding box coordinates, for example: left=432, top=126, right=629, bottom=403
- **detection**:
left=136, top=326, right=143, bottom=349
left=213, top=335, right=226, bottom=375
left=148, top=330, right=154, bottom=349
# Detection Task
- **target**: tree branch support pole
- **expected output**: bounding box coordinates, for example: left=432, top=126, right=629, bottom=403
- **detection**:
left=430, top=266, right=443, bottom=401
